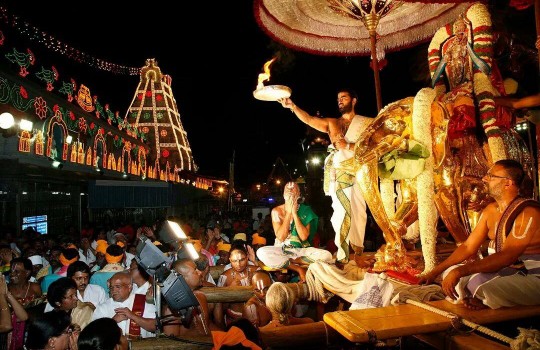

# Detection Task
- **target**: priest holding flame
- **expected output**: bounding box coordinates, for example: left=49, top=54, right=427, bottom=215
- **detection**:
left=278, top=88, right=373, bottom=264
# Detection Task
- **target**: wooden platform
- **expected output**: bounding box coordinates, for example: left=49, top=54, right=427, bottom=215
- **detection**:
left=323, top=299, right=540, bottom=343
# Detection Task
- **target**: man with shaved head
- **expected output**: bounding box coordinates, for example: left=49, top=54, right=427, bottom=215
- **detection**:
left=162, top=258, right=223, bottom=336
left=242, top=270, right=273, bottom=327
left=92, top=271, right=156, bottom=339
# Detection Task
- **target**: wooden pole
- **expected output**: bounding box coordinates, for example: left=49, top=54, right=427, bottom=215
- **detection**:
left=199, top=285, right=253, bottom=303
left=527, top=0, right=540, bottom=198
left=199, top=282, right=310, bottom=303
left=370, top=32, right=383, bottom=112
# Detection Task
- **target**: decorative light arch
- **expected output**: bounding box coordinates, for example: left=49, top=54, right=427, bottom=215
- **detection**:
left=46, top=110, right=68, bottom=160
left=93, top=133, right=107, bottom=168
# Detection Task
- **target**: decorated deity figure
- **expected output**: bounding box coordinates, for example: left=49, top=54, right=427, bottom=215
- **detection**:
left=347, top=2, right=535, bottom=274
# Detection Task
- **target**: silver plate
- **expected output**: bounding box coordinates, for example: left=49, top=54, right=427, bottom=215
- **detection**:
left=253, top=85, right=291, bottom=101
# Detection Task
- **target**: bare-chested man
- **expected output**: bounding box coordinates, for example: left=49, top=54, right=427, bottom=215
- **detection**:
left=419, top=159, right=540, bottom=309
left=162, top=258, right=221, bottom=336
left=242, top=271, right=273, bottom=327
left=217, top=244, right=259, bottom=326
left=279, top=88, right=372, bottom=263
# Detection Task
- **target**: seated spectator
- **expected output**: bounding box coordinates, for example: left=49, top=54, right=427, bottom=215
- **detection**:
left=91, top=239, right=109, bottom=273
left=92, top=271, right=156, bottom=339
left=35, top=245, right=63, bottom=281
left=112, top=233, right=135, bottom=269
left=129, top=259, right=151, bottom=295
left=6, top=257, right=38, bottom=350
left=250, top=233, right=266, bottom=253
left=67, top=261, right=106, bottom=308
left=0, top=273, right=28, bottom=349
left=41, top=248, right=80, bottom=293
left=195, top=255, right=215, bottom=286
left=260, top=282, right=314, bottom=329
left=27, top=255, right=47, bottom=283
left=215, top=242, right=231, bottom=266
left=78, top=237, right=96, bottom=268
left=89, top=244, right=126, bottom=295
left=217, top=244, right=260, bottom=327
left=45, top=277, right=94, bottom=330
left=8, top=257, right=42, bottom=307
left=25, top=310, right=77, bottom=350
left=257, top=182, right=333, bottom=282
left=0, top=244, right=14, bottom=277
left=78, top=317, right=129, bottom=350
left=242, top=271, right=273, bottom=327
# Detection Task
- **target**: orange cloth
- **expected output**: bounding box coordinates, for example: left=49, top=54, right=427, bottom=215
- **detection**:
left=95, top=240, right=108, bottom=254
left=66, top=244, right=77, bottom=249
left=105, top=252, right=124, bottom=264
left=252, top=233, right=266, bottom=246
left=216, top=241, right=231, bottom=252
left=59, top=253, right=78, bottom=267
left=116, top=241, right=125, bottom=248
left=190, top=239, right=202, bottom=253
left=153, top=240, right=162, bottom=246
left=211, top=326, right=262, bottom=350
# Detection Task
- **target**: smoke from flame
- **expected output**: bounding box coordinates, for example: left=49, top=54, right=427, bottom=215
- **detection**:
left=256, top=57, right=277, bottom=90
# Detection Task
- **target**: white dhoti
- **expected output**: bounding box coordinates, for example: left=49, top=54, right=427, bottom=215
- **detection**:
left=330, top=180, right=367, bottom=262
left=443, top=254, right=540, bottom=309
left=325, top=115, right=372, bottom=262
left=257, top=245, right=333, bottom=269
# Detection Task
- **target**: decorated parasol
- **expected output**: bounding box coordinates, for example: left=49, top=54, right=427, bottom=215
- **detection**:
left=254, top=0, right=474, bottom=111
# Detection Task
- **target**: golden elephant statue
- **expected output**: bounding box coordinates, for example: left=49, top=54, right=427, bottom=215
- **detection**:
left=340, top=88, right=534, bottom=274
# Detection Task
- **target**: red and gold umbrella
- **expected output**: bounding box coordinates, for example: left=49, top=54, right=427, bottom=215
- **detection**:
left=254, top=0, right=474, bottom=111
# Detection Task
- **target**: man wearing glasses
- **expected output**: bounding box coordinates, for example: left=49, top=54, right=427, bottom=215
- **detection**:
left=92, top=272, right=156, bottom=339
left=418, top=159, right=540, bottom=309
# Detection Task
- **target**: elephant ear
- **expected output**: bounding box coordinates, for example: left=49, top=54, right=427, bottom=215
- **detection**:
left=378, top=140, right=429, bottom=180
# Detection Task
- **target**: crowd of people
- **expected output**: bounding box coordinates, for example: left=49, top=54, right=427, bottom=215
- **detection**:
left=0, top=193, right=327, bottom=350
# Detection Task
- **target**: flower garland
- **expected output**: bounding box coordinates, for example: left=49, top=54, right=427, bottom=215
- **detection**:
left=428, top=2, right=506, bottom=163
left=412, top=87, right=438, bottom=273
left=380, top=178, right=395, bottom=218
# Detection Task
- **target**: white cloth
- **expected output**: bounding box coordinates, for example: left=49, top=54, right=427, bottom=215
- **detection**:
left=79, top=248, right=96, bottom=266
left=124, top=252, right=135, bottom=269
left=257, top=245, right=333, bottom=269
left=443, top=263, right=540, bottom=309
left=92, top=294, right=156, bottom=338
left=80, top=283, right=107, bottom=307
left=325, top=115, right=371, bottom=261
left=132, top=281, right=150, bottom=295
left=45, top=283, right=107, bottom=312
left=350, top=272, right=394, bottom=310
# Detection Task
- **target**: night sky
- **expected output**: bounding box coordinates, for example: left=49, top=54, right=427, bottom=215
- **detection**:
left=1, top=1, right=536, bottom=188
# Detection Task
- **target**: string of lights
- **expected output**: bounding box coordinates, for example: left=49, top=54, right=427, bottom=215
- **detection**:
left=0, top=6, right=141, bottom=76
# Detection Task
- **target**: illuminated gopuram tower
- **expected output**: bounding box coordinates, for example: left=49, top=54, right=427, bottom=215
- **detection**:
left=126, top=58, right=196, bottom=181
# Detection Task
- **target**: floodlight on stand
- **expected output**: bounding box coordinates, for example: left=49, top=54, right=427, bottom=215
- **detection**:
left=134, top=236, right=170, bottom=277
left=177, top=242, right=199, bottom=261
left=19, top=119, right=33, bottom=132
left=158, top=220, right=188, bottom=250
left=133, top=236, right=199, bottom=333
left=167, top=220, right=187, bottom=239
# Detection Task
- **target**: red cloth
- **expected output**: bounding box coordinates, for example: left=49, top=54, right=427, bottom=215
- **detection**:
left=128, top=294, right=146, bottom=339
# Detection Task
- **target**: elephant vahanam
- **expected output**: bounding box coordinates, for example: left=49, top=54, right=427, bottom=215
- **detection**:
left=341, top=89, right=533, bottom=274
left=340, top=2, right=535, bottom=274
